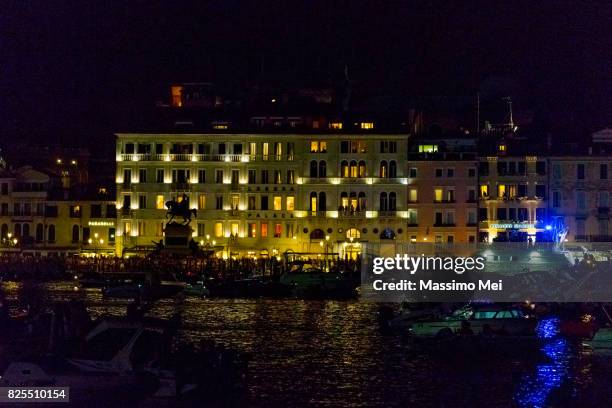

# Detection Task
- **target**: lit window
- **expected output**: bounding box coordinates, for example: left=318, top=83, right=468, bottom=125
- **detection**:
left=138, top=221, right=146, bottom=237
left=156, top=195, right=165, bottom=210
left=212, top=123, right=229, bottom=130
left=329, top=122, right=343, bottom=130
left=198, top=194, right=206, bottom=210
left=274, top=223, right=282, bottom=238
left=409, top=189, right=418, bottom=203
left=498, top=144, right=507, bottom=152
left=261, top=223, right=268, bottom=238
left=310, top=141, right=319, bottom=153
left=248, top=223, right=257, bottom=238
left=273, top=196, right=282, bottom=211
left=231, top=223, right=239, bottom=236
left=418, top=145, right=438, bottom=153
left=498, top=184, right=506, bottom=199
left=480, top=185, right=489, bottom=198
left=214, top=222, right=223, bottom=238
left=262, top=143, right=269, bottom=160
left=434, top=188, right=443, bottom=202
left=286, top=196, right=295, bottom=211
left=360, top=122, right=374, bottom=129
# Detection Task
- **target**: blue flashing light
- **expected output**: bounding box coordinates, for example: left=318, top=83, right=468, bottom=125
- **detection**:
left=545, top=225, right=552, bottom=230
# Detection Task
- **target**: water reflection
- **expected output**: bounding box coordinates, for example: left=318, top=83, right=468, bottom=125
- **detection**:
left=3, top=283, right=611, bottom=407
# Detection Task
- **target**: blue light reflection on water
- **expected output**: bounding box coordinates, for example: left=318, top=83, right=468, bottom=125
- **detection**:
left=515, top=318, right=571, bottom=408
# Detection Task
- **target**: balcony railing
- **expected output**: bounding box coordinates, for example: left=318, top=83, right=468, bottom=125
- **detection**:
left=119, top=153, right=295, bottom=162
left=378, top=210, right=397, bottom=217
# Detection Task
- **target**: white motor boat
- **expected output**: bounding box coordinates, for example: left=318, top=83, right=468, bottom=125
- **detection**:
left=583, top=327, right=612, bottom=356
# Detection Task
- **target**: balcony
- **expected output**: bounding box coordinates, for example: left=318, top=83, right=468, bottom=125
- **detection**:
left=171, top=182, right=190, bottom=191
left=433, top=199, right=456, bottom=204
left=378, top=210, right=397, bottom=217
left=118, top=153, right=296, bottom=163
left=338, top=209, right=366, bottom=218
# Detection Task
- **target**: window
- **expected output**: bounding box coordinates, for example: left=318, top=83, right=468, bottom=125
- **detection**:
left=261, top=170, right=269, bottom=184
left=273, top=196, right=282, bottom=211
left=274, top=170, right=282, bottom=184
left=261, top=222, right=268, bottom=238
left=408, top=209, right=418, bottom=225
left=156, top=195, right=165, bottom=210
left=287, top=170, right=295, bottom=184
left=389, top=161, right=397, bottom=178
left=214, top=222, right=223, bottom=238
left=218, top=143, right=226, bottom=155
left=274, top=142, right=282, bottom=160
left=409, top=189, right=418, bottom=203
left=340, top=141, right=349, bottom=153
left=480, top=185, right=489, bottom=198
left=389, top=192, right=397, bottom=211
left=536, top=161, right=546, bottom=175
left=599, top=191, right=609, bottom=208
left=329, top=122, right=342, bottom=130
left=138, top=221, right=146, bottom=236
left=380, top=161, right=388, bottom=178
left=35, top=223, right=43, bottom=242
left=262, top=143, right=269, bottom=160
left=358, top=161, right=366, bottom=178
left=350, top=161, right=358, bottom=177
left=553, top=191, right=560, bottom=208
left=310, top=160, right=318, bottom=177
left=215, top=170, right=223, bottom=184
left=577, top=163, right=585, bottom=180
left=468, top=188, right=476, bottom=202
left=536, top=208, right=546, bottom=222
left=231, top=194, right=239, bottom=210
left=434, top=188, right=443, bottom=202
left=360, top=122, right=374, bottom=129
left=248, top=142, right=256, bottom=156
left=216, top=195, right=223, bottom=210
left=261, top=196, right=268, bottom=210
left=138, top=194, right=147, bottom=209
left=552, top=164, right=561, bottom=179
left=48, top=224, right=56, bottom=242
left=72, top=225, right=80, bottom=242
left=409, top=168, right=417, bottom=178
left=380, top=141, right=398, bottom=153
left=286, top=196, right=295, bottom=211
left=106, top=205, right=116, bottom=218
left=418, top=145, right=438, bottom=153
left=497, top=208, right=507, bottom=221
left=341, top=161, right=349, bottom=177
left=232, top=169, right=240, bottom=185
left=468, top=168, right=476, bottom=178
left=435, top=168, right=443, bottom=178
left=447, top=168, right=454, bottom=178
left=498, top=184, right=506, bottom=199
left=535, top=185, right=546, bottom=199
left=197, top=223, right=205, bottom=237
left=576, top=191, right=586, bottom=210
left=248, top=223, right=257, bottom=238
left=248, top=195, right=256, bottom=210
left=467, top=210, right=477, bottom=225
left=318, top=161, right=326, bottom=178
left=379, top=192, right=388, bottom=211
left=231, top=223, right=239, bottom=237
left=156, top=169, right=164, bottom=183
left=310, top=192, right=318, bottom=212
left=601, top=164, right=608, bottom=180
left=274, top=223, right=282, bottom=238
left=287, top=142, right=294, bottom=160
left=248, top=170, right=256, bottom=184
left=198, top=194, right=206, bottom=210
left=198, top=170, right=206, bottom=183
left=70, top=205, right=81, bottom=218
left=138, top=169, right=146, bottom=183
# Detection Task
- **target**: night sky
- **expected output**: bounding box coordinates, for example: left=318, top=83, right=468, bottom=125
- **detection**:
left=2, top=1, right=611, bottom=152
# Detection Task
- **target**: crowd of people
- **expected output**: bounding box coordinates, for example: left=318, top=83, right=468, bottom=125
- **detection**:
left=0, top=252, right=362, bottom=282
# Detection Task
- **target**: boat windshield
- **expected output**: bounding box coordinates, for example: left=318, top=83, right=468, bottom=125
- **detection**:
left=448, top=308, right=473, bottom=320
left=473, top=309, right=524, bottom=319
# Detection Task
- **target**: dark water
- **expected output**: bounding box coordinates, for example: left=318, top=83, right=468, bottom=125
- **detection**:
left=3, top=281, right=612, bottom=407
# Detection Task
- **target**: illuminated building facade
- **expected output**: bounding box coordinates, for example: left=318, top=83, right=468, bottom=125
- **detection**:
left=0, top=166, right=116, bottom=255
left=406, top=138, right=479, bottom=243
left=115, top=132, right=408, bottom=257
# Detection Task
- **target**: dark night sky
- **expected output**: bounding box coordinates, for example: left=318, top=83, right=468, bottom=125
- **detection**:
left=2, top=1, right=611, bottom=152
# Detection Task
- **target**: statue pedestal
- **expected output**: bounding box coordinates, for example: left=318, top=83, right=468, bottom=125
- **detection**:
left=164, top=223, right=193, bottom=251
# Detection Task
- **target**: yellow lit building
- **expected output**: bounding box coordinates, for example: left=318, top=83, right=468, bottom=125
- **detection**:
left=115, top=133, right=408, bottom=258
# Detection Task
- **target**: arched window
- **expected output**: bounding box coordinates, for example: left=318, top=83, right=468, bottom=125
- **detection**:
left=340, top=192, right=348, bottom=210
left=310, top=228, right=325, bottom=240
left=380, top=227, right=396, bottom=240
left=318, top=161, right=326, bottom=178
left=341, top=161, right=349, bottom=178
left=1, top=223, right=8, bottom=239
left=379, top=192, right=388, bottom=211
left=310, top=160, right=318, bottom=178
left=48, top=225, right=56, bottom=242
left=349, top=192, right=357, bottom=212
left=346, top=228, right=361, bottom=240
left=72, top=225, right=80, bottom=243
left=22, top=224, right=30, bottom=238
left=349, top=160, right=358, bottom=178
left=358, top=192, right=367, bottom=211
left=36, top=223, right=44, bottom=242
left=310, top=192, right=318, bottom=212
left=380, top=161, right=388, bottom=178
left=389, top=161, right=397, bottom=178
left=389, top=192, right=397, bottom=211
left=358, top=161, right=366, bottom=178
left=318, top=192, right=327, bottom=211
left=14, top=223, right=21, bottom=237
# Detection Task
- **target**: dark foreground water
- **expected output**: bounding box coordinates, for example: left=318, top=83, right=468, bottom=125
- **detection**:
left=3, top=281, right=612, bottom=407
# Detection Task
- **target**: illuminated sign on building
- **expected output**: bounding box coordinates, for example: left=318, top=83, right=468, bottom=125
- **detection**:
left=88, top=221, right=116, bottom=227
left=490, top=223, right=536, bottom=229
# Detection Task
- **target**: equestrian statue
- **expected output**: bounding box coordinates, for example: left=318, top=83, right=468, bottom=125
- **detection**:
left=165, top=194, right=197, bottom=224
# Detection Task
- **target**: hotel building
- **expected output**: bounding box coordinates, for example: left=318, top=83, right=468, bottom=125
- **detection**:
left=114, top=131, right=409, bottom=258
